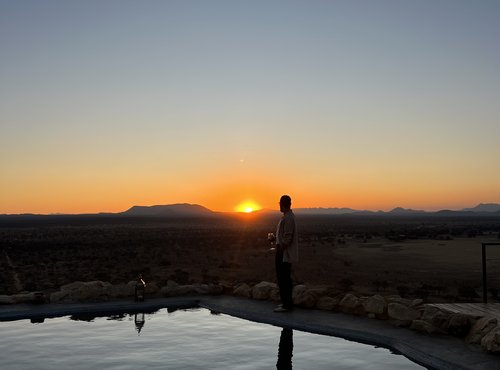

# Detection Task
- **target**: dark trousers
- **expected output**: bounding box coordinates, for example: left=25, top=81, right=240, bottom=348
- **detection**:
left=275, top=248, right=293, bottom=309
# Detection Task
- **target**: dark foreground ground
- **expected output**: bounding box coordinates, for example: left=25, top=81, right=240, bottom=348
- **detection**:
left=1, top=214, right=500, bottom=302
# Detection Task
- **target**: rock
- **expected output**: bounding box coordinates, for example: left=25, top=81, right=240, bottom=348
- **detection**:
left=50, top=291, right=67, bottom=303
left=422, top=306, right=449, bottom=330
left=145, top=281, right=160, bottom=295
left=294, top=289, right=317, bottom=308
left=189, top=283, right=222, bottom=295
left=388, top=303, right=420, bottom=324
left=193, top=284, right=211, bottom=295
left=233, top=283, right=252, bottom=298
left=386, top=295, right=402, bottom=300
left=410, top=299, right=424, bottom=307
left=109, top=283, right=135, bottom=298
left=176, top=284, right=196, bottom=296
left=387, top=297, right=412, bottom=306
left=12, top=292, right=36, bottom=304
left=292, top=286, right=326, bottom=308
left=466, top=317, right=498, bottom=344
left=481, top=326, right=500, bottom=353
left=316, top=296, right=340, bottom=311
left=0, top=295, right=14, bottom=305
left=410, top=320, right=441, bottom=335
left=50, top=281, right=112, bottom=302
left=308, top=288, right=329, bottom=297
left=303, top=288, right=326, bottom=307
left=446, top=313, right=472, bottom=337
left=292, top=285, right=307, bottom=301
left=339, top=294, right=363, bottom=314
left=363, top=295, right=386, bottom=315
left=160, top=283, right=195, bottom=297
left=269, top=287, right=281, bottom=302
left=252, top=281, right=277, bottom=300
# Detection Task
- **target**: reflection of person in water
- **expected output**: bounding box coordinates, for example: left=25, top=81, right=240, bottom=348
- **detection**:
left=134, top=313, right=145, bottom=335
left=276, top=328, right=293, bottom=370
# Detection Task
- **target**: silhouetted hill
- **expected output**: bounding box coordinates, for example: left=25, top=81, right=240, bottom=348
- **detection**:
left=120, top=204, right=215, bottom=217
left=295, top=207, right=358, bottom=215
left=2, top=202, right=500, bottom=219
left=389, top=207, right=426, bottom=215
left=462, top=203, right=500, bottom=213
left=293, top=203, right=500, bottom=216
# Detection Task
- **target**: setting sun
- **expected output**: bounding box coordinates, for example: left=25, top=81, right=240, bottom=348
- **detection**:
left=235, top=201, right=262, bottom=213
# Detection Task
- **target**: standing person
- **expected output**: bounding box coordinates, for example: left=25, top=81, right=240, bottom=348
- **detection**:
left=269, top=195, right=298, bottom=312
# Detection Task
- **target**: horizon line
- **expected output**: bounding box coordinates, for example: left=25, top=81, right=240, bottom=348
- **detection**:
left=1, top=202, right=500, bottom=216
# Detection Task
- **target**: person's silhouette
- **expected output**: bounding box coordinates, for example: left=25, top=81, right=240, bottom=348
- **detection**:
left=276, top=328, right=293, bottom=370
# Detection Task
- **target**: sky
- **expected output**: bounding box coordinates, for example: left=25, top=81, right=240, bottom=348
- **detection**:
left=1, top=0, right=499, bottom=214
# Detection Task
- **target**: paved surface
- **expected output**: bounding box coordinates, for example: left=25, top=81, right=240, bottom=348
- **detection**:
left=1, top=296, right=499, bottom=370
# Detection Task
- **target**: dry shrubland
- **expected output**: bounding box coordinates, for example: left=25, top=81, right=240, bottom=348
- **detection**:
left=1, top=214, right=500, bottom=302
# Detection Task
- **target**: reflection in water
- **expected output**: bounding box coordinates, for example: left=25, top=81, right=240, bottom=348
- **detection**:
left=134, top=313, right=145, bottom=335
left=276, top=328, right=293, bottom=370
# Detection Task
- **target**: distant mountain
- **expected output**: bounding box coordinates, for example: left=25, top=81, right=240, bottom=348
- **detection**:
left=3, top=202, right=500, bottom=218
left=462, top=203, right=500, bottom=213
left=120, top=203, right=215, bottom=217
left=294, top=207, right=425, bottom=216
left=294, top=207, right=359, bottom=215
left=388, top=207, right=426, bottom=215
left=292, top=204, right=500, bottom=216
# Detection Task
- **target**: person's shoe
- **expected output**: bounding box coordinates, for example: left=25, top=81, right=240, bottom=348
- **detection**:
left=273, top=306, right=290, bottom=312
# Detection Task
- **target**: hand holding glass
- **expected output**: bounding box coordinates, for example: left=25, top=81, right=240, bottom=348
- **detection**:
left=267, top=233, right=276, bottom=251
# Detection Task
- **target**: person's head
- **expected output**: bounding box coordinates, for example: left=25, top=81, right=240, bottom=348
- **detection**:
left=279, top=195, right=292, bottom=213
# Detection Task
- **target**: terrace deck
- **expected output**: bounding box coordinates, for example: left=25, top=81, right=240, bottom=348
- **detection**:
left=428, top=303, right=500, bottom=320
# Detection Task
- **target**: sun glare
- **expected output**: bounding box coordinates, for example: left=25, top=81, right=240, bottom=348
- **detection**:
left=235, top=201, right=262, bottom=213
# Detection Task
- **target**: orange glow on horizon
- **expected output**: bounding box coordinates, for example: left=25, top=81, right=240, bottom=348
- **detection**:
left=234, top=200, right=262, bottom=213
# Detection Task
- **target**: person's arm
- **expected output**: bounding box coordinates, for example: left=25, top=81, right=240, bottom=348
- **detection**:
left=280, top=217, right=295, bottom=249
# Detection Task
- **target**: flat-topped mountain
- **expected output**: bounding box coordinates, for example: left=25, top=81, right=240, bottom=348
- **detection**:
left=120, top=203, right=215, bottom=217
left=388, top=207, right=426, bottom=215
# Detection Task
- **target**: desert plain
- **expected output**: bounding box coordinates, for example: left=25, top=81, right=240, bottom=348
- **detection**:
left=1, top=213, right=500, bottom=303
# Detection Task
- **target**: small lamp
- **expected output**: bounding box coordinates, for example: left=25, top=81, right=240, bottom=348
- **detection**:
left=135, top=274, right=146, bottom=302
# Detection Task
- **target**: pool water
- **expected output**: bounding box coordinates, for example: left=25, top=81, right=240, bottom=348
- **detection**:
left=0, top=308, right=425, bottom=369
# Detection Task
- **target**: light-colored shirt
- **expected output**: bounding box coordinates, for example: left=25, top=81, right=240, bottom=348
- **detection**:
left=276, top=210, right=299, bottom=263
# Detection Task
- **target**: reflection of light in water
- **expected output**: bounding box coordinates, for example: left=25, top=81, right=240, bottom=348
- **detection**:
left=134, top=313, right=145, bottom=335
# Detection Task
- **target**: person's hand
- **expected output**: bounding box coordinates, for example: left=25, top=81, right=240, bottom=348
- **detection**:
left=267, top=232, right=276, bottom=243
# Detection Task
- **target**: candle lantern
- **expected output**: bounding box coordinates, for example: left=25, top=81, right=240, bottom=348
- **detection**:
left=134, top=312, right=145, bottom=334
left=135, top=274, right=146, bottom=302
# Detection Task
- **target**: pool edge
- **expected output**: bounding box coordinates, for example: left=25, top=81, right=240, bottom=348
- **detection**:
left=1, top=296, right=498, bottom=370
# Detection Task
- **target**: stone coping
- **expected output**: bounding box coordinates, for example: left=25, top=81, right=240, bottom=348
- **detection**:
left=1, top=296, right=499, bottom=370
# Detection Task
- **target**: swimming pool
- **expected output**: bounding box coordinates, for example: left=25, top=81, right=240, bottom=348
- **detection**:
left=0, top=308, right=426, bottom=369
